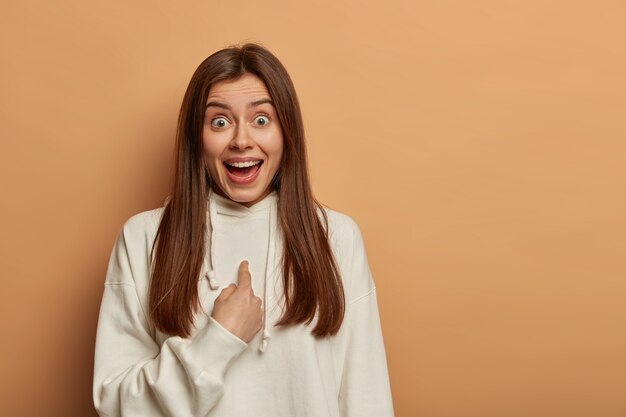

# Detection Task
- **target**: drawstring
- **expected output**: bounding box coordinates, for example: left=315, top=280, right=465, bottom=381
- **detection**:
left=259, top=201, right=273, bottom=352
left=203, top=192, right=219, bottom=291
left=201, top=189, right=273, bottom=353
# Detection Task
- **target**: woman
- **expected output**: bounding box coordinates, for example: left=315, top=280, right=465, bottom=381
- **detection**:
left=93, top=42, right=394, bottom=417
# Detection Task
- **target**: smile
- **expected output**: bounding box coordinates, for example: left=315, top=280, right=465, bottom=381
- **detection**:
left=223, top=160, right=263, bottom=184
left=225, top=160, right=262, bottom=169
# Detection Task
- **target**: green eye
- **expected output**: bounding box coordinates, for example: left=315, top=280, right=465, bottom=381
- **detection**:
left=211, top=117, right=229, bottom=128
left=254, top=115, right=269, bottom=126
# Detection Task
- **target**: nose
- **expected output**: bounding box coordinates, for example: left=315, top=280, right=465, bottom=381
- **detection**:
left=229, top=121, right=254, bottom=150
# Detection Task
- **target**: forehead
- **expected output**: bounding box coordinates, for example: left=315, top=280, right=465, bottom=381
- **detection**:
left=207, top=73, right=270, bottom=101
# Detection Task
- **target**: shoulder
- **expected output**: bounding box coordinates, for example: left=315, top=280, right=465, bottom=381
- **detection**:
left=318, top=206, right=375, bottom=301
left=104, top=206, right=165, bottom=288
left=115, top=206, right=166, bottom=254
left=320, top=206, right=360, bottom=242
left=121, top=206, right=165, bottom=238
left=109, top=206, right=165, bottom=270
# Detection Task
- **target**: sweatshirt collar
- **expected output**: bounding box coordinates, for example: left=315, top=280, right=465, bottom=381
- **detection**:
left=210, top=189, right=278, bottom=218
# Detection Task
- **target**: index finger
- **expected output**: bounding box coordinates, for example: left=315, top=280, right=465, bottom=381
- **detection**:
left=237, top=260, right=252, bottom=288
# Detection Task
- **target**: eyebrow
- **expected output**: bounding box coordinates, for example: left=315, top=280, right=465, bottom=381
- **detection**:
left=205, top=98, right=274, bottom=109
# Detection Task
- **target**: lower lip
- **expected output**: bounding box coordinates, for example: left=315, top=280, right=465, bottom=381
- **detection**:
left=224, top=162, right=262, bottom=185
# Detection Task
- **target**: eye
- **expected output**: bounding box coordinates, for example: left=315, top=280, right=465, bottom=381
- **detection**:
left=254, top=115, right=270, bottom=126
left=211, top=117, right=230, bottom=128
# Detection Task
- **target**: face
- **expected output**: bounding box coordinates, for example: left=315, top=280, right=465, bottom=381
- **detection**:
left=202, top=73, right=284, bottom=207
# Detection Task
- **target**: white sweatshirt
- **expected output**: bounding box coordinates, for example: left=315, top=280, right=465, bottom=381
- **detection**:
left=93, top=190, right=394, bottom=417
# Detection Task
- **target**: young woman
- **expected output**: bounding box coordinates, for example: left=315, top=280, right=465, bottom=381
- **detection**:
left=93, top=43, right=394, bottom=417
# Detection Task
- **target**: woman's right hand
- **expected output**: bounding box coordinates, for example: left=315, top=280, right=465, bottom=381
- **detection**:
left=211, top=260, right=263, bottom=343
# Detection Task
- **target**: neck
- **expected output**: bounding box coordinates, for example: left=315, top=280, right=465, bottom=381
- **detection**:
left=210, top=186, right=275, bottom=208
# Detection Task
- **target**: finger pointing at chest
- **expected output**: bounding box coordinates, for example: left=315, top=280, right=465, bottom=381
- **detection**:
left=237, top=260, right=252, bottom=288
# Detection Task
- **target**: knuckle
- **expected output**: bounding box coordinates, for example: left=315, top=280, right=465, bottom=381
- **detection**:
left=220, top=284, right=233, bottom=293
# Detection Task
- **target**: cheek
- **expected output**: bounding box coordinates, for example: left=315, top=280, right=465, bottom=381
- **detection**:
left=274, top=136, right=285, bottom=165
left=202, top=138, right=225, bottom=177
left=261, top=129, right=284, bottom=160
left=202, top=131, right=225, bottom=160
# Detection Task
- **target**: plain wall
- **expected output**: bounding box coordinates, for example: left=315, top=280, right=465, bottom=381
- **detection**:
left=1, top=1, right=625, bottom=416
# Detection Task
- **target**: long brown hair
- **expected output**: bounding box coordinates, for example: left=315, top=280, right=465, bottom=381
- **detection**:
left=149, top=43, right=345, bottom=338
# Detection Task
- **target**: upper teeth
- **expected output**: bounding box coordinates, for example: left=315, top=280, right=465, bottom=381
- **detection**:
left=226, top=160, right=261, bottom=168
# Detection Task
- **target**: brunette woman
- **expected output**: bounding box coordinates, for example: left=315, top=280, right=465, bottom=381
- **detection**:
left=93, top=42, right=394, bottom=417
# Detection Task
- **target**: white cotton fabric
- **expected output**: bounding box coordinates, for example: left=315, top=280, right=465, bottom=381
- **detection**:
left=93, top=190, right=394, bottom=417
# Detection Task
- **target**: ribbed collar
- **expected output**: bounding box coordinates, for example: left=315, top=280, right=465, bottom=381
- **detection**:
left=210, top=189, right=278, bottom=218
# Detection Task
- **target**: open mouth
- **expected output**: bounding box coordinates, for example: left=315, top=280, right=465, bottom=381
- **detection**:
left=224, top=160, right=263, bottom=176
left=223, top=160, right=263, bottom=181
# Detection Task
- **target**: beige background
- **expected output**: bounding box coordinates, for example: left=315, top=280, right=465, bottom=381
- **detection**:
left=1, top=1, right=625, bottom=416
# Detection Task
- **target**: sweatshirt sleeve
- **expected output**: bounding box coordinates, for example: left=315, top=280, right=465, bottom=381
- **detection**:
left=336, top=217, right=395, bottom=417
left=93, top=214, right=248, bottom=417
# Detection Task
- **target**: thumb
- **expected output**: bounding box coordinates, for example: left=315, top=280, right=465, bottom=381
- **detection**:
left=237, top=260, right=252, bottom=288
